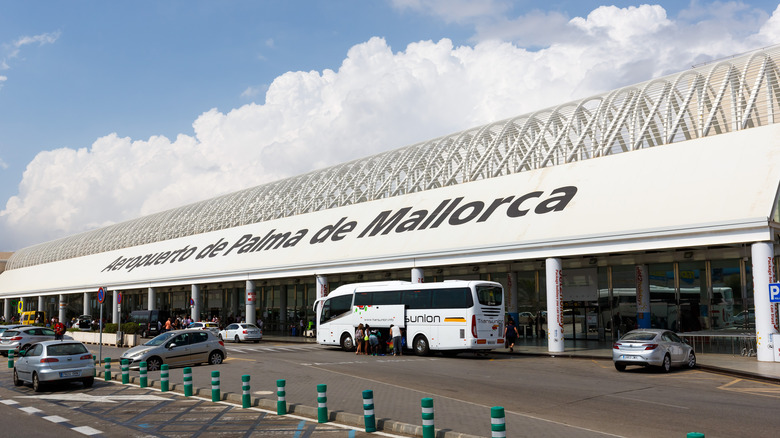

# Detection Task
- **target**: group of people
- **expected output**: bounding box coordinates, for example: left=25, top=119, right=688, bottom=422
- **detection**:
left=355, top=323, right=404, bottom=356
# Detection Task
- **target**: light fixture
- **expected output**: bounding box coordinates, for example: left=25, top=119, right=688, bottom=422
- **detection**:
left=472, top=266, right=480, bottom=272
left=684, top=251, right=693, bottom=259
left=589, top=258, right=597, bottom=265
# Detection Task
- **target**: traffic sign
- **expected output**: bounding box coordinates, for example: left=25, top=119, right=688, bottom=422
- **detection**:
left=117, top=292, right=122, bottom=305
left=189, top=298, right=195, bottom=307
left=770, top=283, right=780, bottom=303
left=17, top=300, right=22, bottom=313
left=97, top=287, right=105, bottom=304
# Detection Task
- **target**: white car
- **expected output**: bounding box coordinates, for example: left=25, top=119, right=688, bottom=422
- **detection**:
left=219, top=323, right=262, bottom=343
left=188, top=321, right=220, bottom=335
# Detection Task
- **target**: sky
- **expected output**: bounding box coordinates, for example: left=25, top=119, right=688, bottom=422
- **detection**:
left=1, top=0, right=780, bottom=251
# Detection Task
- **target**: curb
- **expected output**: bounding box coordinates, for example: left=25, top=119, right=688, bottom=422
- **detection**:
left=98, top=371, right=483, bottom=438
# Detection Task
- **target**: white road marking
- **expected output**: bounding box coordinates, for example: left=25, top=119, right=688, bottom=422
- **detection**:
left=20, top=394, right=169, bottom=403
left=43, top=415, right=69, bottom=423
left=19, top=406, right=42, bottom=413
left=71, top=426, right=103, bottom=436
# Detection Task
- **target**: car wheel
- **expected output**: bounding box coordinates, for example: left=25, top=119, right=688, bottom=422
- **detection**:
left=13, top=369, right=22, bottom=386
left=686, top=351, right=696, bottom=369
left=146, top=357, right=163, bottom=371
left=141, top=330, right=147, bottom=338
left=234, top=335, right=241, bottom=344
left=661, top=354, right=672, bottom=373
left=83, top=377, right=94, bottom=388
left=340, top=333, right=354, bottom=352
left=32, top=373, right=43, bottom=392
left=614, top=362, right=626, bottom=372
left=208, top=351, right=224, bottom=365
left=413, top=335, right=430, bottom=356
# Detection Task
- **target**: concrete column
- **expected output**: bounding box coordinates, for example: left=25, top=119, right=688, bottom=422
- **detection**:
left=148, top=287, right=156, bottom=310
left=83, top=292, right=89, bottom=316
left=280, top=285, right=288, bottom=330
left=246, top=280, right=257, bottom=325
left=4, top=298, right=10, bottom=322
left=635, top=265, right=651, bottom=329
left=59, top=294, right=67, bottom=323
left=411, top=268, right=424, bottom=283
left=316, top=275, right=328, bottom=300
left=752, top=242, right=778, bottom=362
left=546, top=258, right=564, bottom=353
left=112, top=290, right=119, bottom=324
left=38, top=295, right=44, bottom=312
left=191, top=284, right=200, bottom=322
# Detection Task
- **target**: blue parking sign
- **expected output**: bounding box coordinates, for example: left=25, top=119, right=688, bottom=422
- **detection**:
left=770, top=283, right=780, bottom=303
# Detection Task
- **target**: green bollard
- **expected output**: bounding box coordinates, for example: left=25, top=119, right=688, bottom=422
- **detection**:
left=160, top=364, right=169, bottom=392
left=183, top=367, right=193, bottom=397
left=104, top=358, right=111, bottom=381
left=317, top=384, right=328, bottom=423
left=211, top=371, right=220, bottom=402
left=121, top=359, right=129, bottom=384
left=422, top=397, right=434, bottom=438
left=362, top=390, right=376, bottom=433
left=491, top=406, right=506, bottom=438
left=687, top=434, right=705, bottom=438
left=241, top=375, right=251, bottom=408
left=7, top=350, right=13, bottom=369
left=276, top=379, right=286, bottom=415
left=139, top=361, right=147, bottom=388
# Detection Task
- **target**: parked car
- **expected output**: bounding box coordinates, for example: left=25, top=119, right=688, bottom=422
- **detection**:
left=0, top=324, right=25, bottom=336
left=219, top=323, right=262, bottom=343
left=75, top=315, right=93, bottom=331
left=613, top=328, right=696, bottom=372
left=13, top=340, right=94, bottom=391
left=130, top=310, right=170, bottom=338
left=0, top=326, right=72, bottom=356
left=188, top=321, right=220, bottom=335
left=120, top=329, right=226, bottom=371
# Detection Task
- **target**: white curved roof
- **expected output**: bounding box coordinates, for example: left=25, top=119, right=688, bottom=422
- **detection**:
left=8, top=44, right=780, bottom=270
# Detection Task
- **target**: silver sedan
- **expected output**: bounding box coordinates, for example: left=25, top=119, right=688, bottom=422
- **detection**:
left=613, top=328, right=696, bottom=372
left=13, top=340, right=95, bottom=391
left=120, top=329, right=227, bottom=371
left=219, top=323, right=262, bottom=343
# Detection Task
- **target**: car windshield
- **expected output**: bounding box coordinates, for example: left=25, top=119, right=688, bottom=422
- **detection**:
left=1, top=330, right=19, bottom=337
left=621, top=332, right=657, bottom=341
left=144, top=332, right=177, bottom=346
left=47, top=343, right=89, bottom=356
left=242, top=324, right=258, bottom=329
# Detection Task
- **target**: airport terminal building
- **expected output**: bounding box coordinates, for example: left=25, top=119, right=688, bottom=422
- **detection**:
left=1, top=45, right=779, bottom=361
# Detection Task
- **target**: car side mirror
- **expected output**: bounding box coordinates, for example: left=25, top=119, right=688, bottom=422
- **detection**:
left=168, top=343, right=177, bottom=349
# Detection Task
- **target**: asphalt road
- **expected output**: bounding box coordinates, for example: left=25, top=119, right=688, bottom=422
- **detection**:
left=3, top=342, right=779, bottom=437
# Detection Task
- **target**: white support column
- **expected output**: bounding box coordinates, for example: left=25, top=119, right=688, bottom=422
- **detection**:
left=411, top=268, right=424, bottom=283
left=316, top=275, right=328, bottom=300
left=59, top=294, right=67, bottom=322
left=245, top=280, right=257, bottom=325
left=148, top=287, right=156, bottom=310
left=191, top=284, right=200, bottom=322
left=112, top=290, right=119, bottom=324
left=83, top=292, right=89, bottom=316
left=546, top=258, right=564, bottom=353
left=752, top=242, right=778, bottom=362
left=38, top=295, right=44, bottom=313
left=4, top=298, right=10, bottom=322
left=636, top=265, right=650, bottom=329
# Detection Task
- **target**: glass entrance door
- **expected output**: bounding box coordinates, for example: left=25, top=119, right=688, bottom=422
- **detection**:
left=563, top=302, right=600, bottom=340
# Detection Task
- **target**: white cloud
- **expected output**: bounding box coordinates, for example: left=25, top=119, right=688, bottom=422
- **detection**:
left=2, top=4, right=780, bottom=250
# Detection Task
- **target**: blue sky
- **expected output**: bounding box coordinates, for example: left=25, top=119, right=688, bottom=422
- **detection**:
left=1, top=0, right=779, bottom=251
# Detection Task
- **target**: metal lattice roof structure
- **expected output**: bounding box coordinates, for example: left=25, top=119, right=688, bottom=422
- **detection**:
left=7, top=45, right=780, bottom=270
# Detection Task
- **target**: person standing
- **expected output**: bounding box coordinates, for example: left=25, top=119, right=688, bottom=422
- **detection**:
left=390, top=324, right=402, bottom=356
left=53, top=318, right=66, bottom=341
left=504, top=317, right=519, bottom=353
left=355, top=323, right=365, bottom=355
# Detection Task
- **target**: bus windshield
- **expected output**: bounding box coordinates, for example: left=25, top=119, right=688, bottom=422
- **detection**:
left=476, top=285, right=502, bottom=306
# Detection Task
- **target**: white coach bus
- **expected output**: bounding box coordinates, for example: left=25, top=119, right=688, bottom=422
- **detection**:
left=314, top=280, right=505, bottom=355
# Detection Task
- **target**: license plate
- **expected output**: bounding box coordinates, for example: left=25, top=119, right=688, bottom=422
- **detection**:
left=60, top=371, right=80, bottom=378
left=621, top=355, right=638, bottom=360
left=248, top=331, right=258, bottom=334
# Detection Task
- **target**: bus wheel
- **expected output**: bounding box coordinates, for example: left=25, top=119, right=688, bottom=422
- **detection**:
left=340, top=333, right=355, bottom=352
left=413, top=335, right=430, bottom=356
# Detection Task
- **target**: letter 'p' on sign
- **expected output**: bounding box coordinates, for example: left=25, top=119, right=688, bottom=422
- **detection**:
left=770, top=283, right=780, bottom=303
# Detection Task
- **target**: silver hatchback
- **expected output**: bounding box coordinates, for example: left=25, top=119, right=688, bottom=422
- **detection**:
left=13, top=340, right=95, bottom=391
left=613, top=328, right=696, bottom=372
left=120, top=329, right=226, bottom=371
left=0, top=326, right=71, bottom=356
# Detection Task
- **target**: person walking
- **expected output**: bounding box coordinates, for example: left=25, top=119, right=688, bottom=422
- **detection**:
left=504, top=317, right=519, bottom=353
left=53, top=318, right=66, bottom=341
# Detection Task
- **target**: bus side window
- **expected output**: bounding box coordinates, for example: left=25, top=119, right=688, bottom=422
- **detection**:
left=403, top=290, right=432, bottom=309
left=321, top=295, right=353, bottom=324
